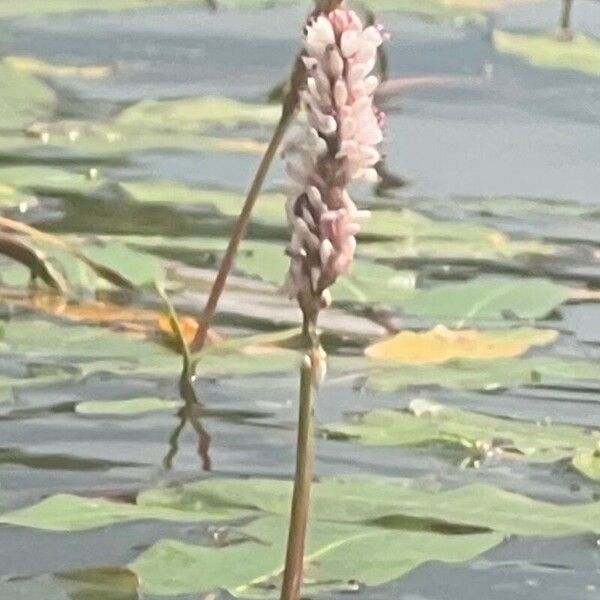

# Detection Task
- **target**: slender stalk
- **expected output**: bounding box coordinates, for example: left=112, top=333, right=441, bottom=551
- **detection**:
left=280, top=319, right=319, bottom=600
left=191, top=90, right=299, bottom=351
left=191, top=0, right=343, bottom=353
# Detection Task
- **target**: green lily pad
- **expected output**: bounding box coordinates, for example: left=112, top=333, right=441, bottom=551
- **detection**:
left=400, top=277, right=572, bottom=323
left=115, top=95, right=279, bottom=132
left=75, top=397, right=184, bottom=415
left=120, top=181, right=287, bottom=228
left=0, top=493, right=242, bottom=531
left=132, top=515, right=501, bottom=598
left=494, top=31, right=600, bottom=77
left=1, top=317, right=182, bottom=376
left=0, top=166, right=105, bottom=198
left=7, top=475, right=600, bottom=596
left=0, top=64, right=55, bottom=130
left=0, top=447, right=139, bottom=471
left=3, top=56, right=111, bottom=80
left=325, top=399, right=600, bottom=464
left=0, top=0, right=206, bottom=19
left=463, top=196, right=594, bottom=219
left=366, top=356, right=600, bottom=392
left=572, top=450, right=600, bottom=483
left=18, top=95, right=278, bottom=158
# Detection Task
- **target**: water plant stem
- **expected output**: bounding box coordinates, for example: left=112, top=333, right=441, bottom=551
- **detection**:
left=191, top=89, right=299, bottom=351
left=191, top=0, right=343, bottom=352
left=280, top=319, right=319, bottom=600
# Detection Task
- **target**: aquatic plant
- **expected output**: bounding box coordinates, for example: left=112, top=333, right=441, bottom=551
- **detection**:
left=279, top=4, right=386, bottom=599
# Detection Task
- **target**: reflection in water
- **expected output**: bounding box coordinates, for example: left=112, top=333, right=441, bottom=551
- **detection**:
left=163, top=383, right=212, bottom=472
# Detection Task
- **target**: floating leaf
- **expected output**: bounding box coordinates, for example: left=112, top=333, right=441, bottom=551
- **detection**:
left=57, top=567, right=139, bottom=600
left=360, top=209, right=554, bottom=263
left=401, top=277, right=572, bottom=323
left=0, top=166, right=105, bottom=198
left=120, top=181, right=286, bottom=228
left=0, top=0, right=208, bottom=18
left=1, top=317, right=182, bottom=376
left=132, top=515, right=501, bottom=598
left=13, top=95, right=277, bottom=159
left=3, top=56, right=111, bottom=79
left=365, top=326, right=557, bottom=364
left=8, top=476, right=600, bottom=596
left=0, top=64, right=55, bottom=129
left=75, top=398, right=183, bottom=416
left=115, top=95, right=279, bottom=132
left=0, top=447, right=139, bottom=471
left=572, top=450, right=600, bottom=482
left=0, top=494, right=242, bottom=532
left=6, top=476, right=600, bottom=535
left=326, top=399, right=600, bottom=464
left=367, top=356, right=600, bottom=392
left=494, top=31, right=600, bottom=76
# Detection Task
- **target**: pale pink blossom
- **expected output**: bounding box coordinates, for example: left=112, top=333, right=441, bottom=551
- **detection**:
left=283, top=4, right=386, bottom=320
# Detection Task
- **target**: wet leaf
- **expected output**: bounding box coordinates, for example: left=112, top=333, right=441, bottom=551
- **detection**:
left=115, top=95, right=279, bottom=132
left=325, top=399, right=600, bottom=464
left=132, top=515, right=501, bottom=597
left=120, top=181, right=286, bottom=229
left=572, top=450, right=600, bottom=482
left=57, top=567, right=139, bottom=600
left=0, top=166, right=106, bottom=198
left=75, top=398, right=184, bottom=416
left=1, top=317, right=182, bottom=376
left=359, top=209, right=553, bottom=262
left=0, top=493, right=243, bottom=531
left=366, top=356, right=600, bottom=392
left=13, top=95, right=277, bottom=159
left=365, top=326, right=558, bottom=364
left=3, top=56, right=111, bottom=80
left=9, top=476, right=600, bottom=596
left=0, top=64, right=55, bottom=129
left=401, top=277, right=572, bottom=323
left=0, top=447, right=139, bottom=471
left=494, top=31, right=600, bottom=76
left=0, top=0, right=208, bottom=18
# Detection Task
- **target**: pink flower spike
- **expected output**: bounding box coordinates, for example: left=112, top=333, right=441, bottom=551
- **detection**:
left=283, top=5, right=386, bottom=316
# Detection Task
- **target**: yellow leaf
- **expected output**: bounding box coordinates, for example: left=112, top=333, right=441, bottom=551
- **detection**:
left=365, top=325, right=558, bottom=364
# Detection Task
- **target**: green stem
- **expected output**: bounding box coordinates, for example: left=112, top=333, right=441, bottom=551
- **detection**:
left=280, top=318, right=319, bottom=600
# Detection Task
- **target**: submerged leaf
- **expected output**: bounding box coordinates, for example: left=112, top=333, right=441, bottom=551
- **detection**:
left=365, top=326, right=557, bottom=364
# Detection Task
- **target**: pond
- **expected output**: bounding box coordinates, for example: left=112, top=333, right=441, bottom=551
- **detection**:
left=0, top=1, right=599, bottom=598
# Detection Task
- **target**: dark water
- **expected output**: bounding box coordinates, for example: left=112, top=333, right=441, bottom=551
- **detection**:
left=0, top=1, right=600, bottom=599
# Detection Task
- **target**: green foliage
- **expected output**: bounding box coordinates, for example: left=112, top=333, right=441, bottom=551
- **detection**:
left=494, top=31, right=600, bottom=76
left=325, top=398, right=600, bottom=467
left=5, top=476, right=600, bottom=596
left=401, top=277, right=572, bottom=323
left=75, top=398, right=184, bottom=415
